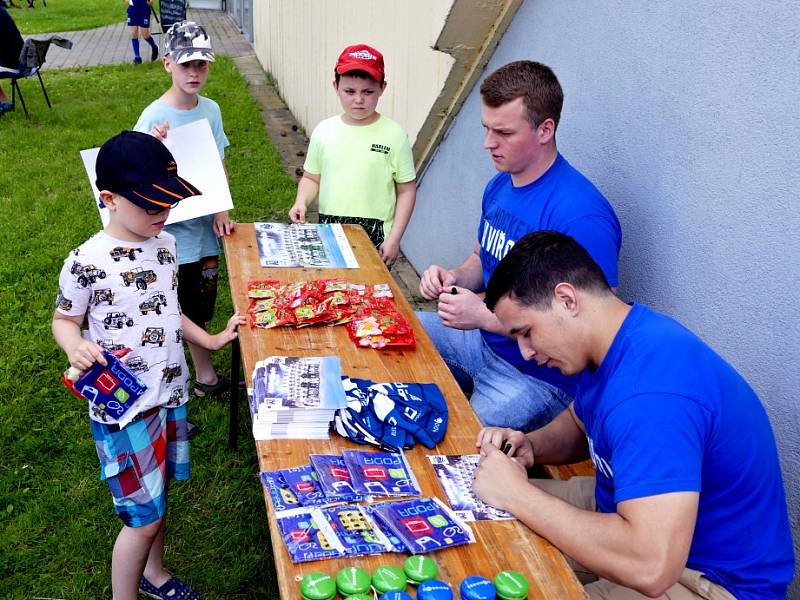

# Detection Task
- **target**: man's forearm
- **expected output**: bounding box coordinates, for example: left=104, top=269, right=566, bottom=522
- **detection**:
left=527, top=405, right=589, bottom=464
left=451, top=247, right=484, bottom=291
left=507, top=484, right=676, bottom=594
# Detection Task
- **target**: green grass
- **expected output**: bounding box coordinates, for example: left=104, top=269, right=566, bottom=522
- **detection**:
left=10, top=0, right=136, bottom=35
left=0, top=57, right=295, bottom=597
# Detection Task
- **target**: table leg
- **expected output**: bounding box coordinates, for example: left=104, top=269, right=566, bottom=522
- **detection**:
left=228, top=340, right=241, bottom=449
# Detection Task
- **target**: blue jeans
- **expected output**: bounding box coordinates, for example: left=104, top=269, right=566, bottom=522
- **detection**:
left=416, top=311, right=572, bottom=432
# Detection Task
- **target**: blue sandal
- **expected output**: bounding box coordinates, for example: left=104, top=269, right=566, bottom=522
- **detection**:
left=192, top=374, right=229, bottom=398
left=139, top=575, right=204, bottom=600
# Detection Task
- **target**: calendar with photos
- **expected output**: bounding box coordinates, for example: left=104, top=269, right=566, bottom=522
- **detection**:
left=254, top=222, right=358, bottom=269
left=427, top=454, right=515, bottom=521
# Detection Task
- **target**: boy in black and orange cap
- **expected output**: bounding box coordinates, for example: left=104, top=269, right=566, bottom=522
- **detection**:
left=52, top=131, right=244, bottom=600
left=288, top=43, right=417, bottom=268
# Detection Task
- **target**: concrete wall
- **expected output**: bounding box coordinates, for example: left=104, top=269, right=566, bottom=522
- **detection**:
left=404, top=1, right=800, bottom=591
left=252, top=0, right=454, bottom=143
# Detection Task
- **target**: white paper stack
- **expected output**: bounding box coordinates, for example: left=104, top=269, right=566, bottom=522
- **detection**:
left=248, top=356, right=347, bottom=440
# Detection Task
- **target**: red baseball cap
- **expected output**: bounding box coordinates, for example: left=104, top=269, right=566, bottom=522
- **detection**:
left=335, top=44, right=385, bottom=82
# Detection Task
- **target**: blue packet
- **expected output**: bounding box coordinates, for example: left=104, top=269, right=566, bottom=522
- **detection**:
left=370, top=497, right=474, bottom=554
left=342, top=450, right=421, bottom=497
left=309, top=454, right=366, bottom=503
left=279, top=464, right=329, bottom=507
left=319, top=504, right=393, bottom=556
left=362, top=504, right=407, bottom=552
left=259, top=471, right=300, bottom=513
left=276, top=508, right=346, bottom=563
left=63, top=350, right=147, bottom=426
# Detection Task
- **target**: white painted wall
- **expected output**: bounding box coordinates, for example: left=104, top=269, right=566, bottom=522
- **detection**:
left=404, top=1, right=800, bottom=592
left=252, top=0, right=454, bottom=143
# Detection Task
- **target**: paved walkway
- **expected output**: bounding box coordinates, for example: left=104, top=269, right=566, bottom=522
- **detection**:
left=41, top=9, right=250, bottom=68
left=38, top=9, right=427, bottom=304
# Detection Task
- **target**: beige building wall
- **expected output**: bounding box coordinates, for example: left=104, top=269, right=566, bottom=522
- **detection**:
left=252, top=1, right=455, bottom=146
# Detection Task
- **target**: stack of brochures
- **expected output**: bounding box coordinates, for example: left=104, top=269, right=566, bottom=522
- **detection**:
left=248, top=356, right=347, bottom=440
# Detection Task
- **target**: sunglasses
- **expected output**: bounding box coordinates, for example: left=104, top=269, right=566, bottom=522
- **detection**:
left=145, top=200, right=180, bottom=215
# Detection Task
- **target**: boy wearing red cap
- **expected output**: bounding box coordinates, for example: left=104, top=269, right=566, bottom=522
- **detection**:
left=52, top=131, right=244, bottom=600
left=289, top=43, right=417, bottom=268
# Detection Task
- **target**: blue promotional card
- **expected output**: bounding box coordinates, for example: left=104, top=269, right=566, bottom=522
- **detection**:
left=342, top=450, right=421, bottom=497
left=309, top=454, right=366, bottom=503
left=260, top=471, right=300, bottom=514
left=371, top=497, right=474, bottom=554
left=279, top=464, right=329, bottom=507
left=72, top=351, right=147, bottom=424
left=276, top=508, right=346, bottom=563
left=319, top=504, right=393, bottom=556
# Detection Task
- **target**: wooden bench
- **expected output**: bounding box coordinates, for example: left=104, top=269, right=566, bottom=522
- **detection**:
left=542, top=459, right=596, bottom=480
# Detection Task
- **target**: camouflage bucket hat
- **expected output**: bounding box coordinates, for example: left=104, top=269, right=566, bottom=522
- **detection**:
left=164, top=20, right=215, bottom=64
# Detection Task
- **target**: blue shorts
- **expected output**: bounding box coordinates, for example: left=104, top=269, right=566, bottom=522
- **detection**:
left=127, top=5, right=151, bottom=28
left=91, top=404, right=190, bottom=528
left=416, top=311, right=572, bottom=432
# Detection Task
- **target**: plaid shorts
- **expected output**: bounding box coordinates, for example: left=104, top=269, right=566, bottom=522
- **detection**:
left=91, top=404, right=190, bottom=528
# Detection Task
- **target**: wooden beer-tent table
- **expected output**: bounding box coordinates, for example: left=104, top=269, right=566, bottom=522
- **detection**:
left=223, top=224, right=585, bottom=598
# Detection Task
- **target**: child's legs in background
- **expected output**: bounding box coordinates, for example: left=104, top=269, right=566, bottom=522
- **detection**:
left=112, top=519, right=164, bottom=600
left=178, top=256, right=220, bottom=386
left=129, top=25, right=141, bottom=60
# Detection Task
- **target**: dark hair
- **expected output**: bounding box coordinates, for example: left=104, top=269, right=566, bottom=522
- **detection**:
left=334, top=69, right=385, bottom=85
left=480, top=60, right=563, bottom=130
left=485, top=231, right=610, bottom=311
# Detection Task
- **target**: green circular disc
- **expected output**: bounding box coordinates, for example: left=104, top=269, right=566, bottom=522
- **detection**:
left=493, top=570, right=529, bottom=599
left=403, top=555, right=438, bottom=582
left=372, top=565, right=408, bottom=593
left=344, top=595, right=373, bottom=600
left=299, top=572, right=336, bottom=600
left=336, top=566, right=372, bottom=596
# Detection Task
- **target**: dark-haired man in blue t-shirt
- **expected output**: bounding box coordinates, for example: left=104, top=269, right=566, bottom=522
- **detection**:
left=473, top=231, right=794, bottom=599
left=418, top=60, right=621, bottom=432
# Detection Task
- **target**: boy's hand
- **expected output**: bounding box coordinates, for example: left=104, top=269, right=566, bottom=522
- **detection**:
left=379, top=238, right=400, bottom=268
left=419, top=265, right=456, bottom=299
left=67, top=340, right=107, bottom=372
left=213, top=211, right=236, bottom=237
left=150, top=121, right=170, bottom=141
left=209, top=312, right=246, bottom=350
left=288, top=202, right=307, bottom=224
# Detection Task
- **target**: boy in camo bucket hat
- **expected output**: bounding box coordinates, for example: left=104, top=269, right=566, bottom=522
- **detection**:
left=133, top=19, right=236, bottom=420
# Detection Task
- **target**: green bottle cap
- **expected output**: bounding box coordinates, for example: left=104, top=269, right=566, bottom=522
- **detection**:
left=372, top=565, right=408, bottom=593
left=336, top=566, right=372, bottom=596
left=403, top=555, right=438, bottom=582
left=299, top=572, right=337, bottom=600
left=493, top=570, right=529, bottom=600
left=344, top=595, right=374, bottom=600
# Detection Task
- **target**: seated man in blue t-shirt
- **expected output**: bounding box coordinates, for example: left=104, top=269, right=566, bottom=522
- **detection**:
left=472, top=231, right=794, bottom=599
left=418, top=60, right=621, bottom=432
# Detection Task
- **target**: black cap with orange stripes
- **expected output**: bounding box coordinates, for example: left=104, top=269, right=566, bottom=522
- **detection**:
left=95, top=131, right=201, bottom=211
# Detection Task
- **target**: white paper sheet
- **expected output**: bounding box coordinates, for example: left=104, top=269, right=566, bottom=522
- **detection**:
left=80, top=119, right=233, bottom=226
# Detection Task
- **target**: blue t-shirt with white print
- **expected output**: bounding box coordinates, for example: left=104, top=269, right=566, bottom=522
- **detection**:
left=575, top=303, right=794, bottom=599
left=478, top=153, right=621, bottom=396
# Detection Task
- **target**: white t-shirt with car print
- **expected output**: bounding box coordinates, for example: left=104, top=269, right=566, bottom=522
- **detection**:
left=56, top=231, right=189, bottom=425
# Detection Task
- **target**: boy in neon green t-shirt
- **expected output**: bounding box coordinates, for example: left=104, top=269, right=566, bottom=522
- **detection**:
left=288, top=43, right=417, bottom=268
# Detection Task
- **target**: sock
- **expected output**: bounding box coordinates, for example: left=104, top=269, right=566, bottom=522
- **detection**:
left=144, top=36, right=158, bottom=60
left=131, top=38, right=140, bottom=58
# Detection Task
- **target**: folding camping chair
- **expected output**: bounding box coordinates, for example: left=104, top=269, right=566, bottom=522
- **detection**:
left=0, top=36, right=71, bottom=117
